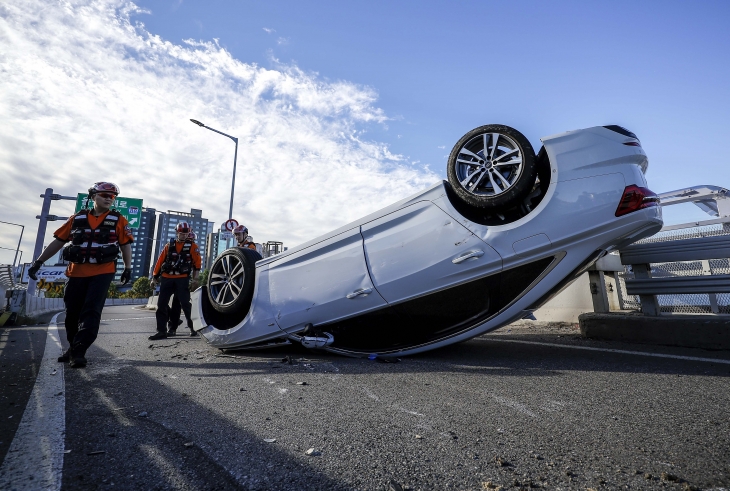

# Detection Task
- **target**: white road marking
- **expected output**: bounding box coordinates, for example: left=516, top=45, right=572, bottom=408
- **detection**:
left=0, top=312, right=65, bottom=491
left=493, top=396, right=538, bottom=418
left=481, top=338, right=730, bottom=365
left=101, top=317, right=156, bottom=322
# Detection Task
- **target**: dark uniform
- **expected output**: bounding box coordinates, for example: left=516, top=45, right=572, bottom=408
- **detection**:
left=53, top=208, right=133, bottom=363
left=151, top=237, right=202, bottom=337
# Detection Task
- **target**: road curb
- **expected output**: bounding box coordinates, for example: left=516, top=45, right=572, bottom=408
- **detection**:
left=579, top=312, right=730, bottom=350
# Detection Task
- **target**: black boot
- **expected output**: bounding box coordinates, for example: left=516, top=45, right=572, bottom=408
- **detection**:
left=69, top=351, right=87, bottom=368
left=57, top=350, right=70, bottom=363
left=148, top=331, right=168, bottom=340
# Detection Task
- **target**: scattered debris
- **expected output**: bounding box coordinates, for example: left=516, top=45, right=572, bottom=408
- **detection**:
left=415, top=435, right=423, bottom=439
left=215, top=354, right=239, bottom=359
left=304, top=448, right=321, bottom=456
left=644, top=473, right=653, bottom=480
left=495, top=456, right=511, bottom=467
left=50, top=369, right=57, bottom=375
left=388, top=480, right=404, bottom=491
left=239, top=388, right=246, bottom=391
left=87, top=451, right=106, bottom=456
left=481, top=481, right=502, bottom=490
left=296, top=382, right=308, bottom=386
left=149, top=342, right=181, bottom=350
left=56, top=392, right=63, bottom=396
left=63, top=450, right=72, bottom=454
left=138, top=411, right=148, bottom=418
left=661, top=472, right=680, bottom=482
left=263, top=438, right=277, bottom=443
left=183, top=442, right=194, bottom=448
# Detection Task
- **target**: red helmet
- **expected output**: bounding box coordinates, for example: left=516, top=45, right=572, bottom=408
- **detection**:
left=233, top=225, right=248, bottom=235
left=89, top=182, right=119, bottom=196
left=188, top=231, right=196, bottom=240
left=176, top=222, right=190, bottom=233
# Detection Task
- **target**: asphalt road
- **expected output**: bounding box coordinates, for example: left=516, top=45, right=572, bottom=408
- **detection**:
left=1, top=306, right=729, bottom=491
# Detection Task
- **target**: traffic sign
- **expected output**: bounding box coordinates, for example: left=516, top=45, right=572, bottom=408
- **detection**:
left=223, top=219, right=239, bottom=231
left=20, top=264, right=68, bottom=284
left=75, top=194, right=144, bottom=229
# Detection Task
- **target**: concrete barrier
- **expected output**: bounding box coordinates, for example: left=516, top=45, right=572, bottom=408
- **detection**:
left=24, top=294, right=147, bottom=317
left=25, top=295, right=65, bottom=316
left=146, top=295, right=159, bottom=310
left=579, top=312, right=730, bottom=350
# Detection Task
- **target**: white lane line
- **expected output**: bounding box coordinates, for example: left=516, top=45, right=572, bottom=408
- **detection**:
left=481, top=337, right=730, bottom=365
left=0, top=312, right=66, bottom=491
left=101, top=317, right=156, bottom=322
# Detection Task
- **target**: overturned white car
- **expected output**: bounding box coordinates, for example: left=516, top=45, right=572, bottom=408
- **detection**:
left=191, top=124, right=662, bottom=357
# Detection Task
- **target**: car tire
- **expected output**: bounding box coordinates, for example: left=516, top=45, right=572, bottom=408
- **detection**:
left=206, top=247, right=261, bottom=315
left=447, top=124, right=537, bottom=210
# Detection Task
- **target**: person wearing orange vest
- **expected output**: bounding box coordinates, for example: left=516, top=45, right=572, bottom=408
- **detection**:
left=166, top=231, right=197, bottom=334
left=233, top=225, right=253, bottom=249
left=27, top=182, right=134, bottom=368
left=149, top=222, right=201, bottom=339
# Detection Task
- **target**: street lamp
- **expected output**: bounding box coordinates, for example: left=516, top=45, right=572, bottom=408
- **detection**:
left=189, top=119, right=239, bottom=223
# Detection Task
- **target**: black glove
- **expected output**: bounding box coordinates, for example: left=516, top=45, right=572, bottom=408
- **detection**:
left=120, top=268, right=132, bottom=285
left=28, top=260, right=43, bottom=281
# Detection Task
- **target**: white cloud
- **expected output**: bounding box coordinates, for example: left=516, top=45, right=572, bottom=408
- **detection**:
left=276, top=36, right=289, bottom=45
left=0, top=0, right=437, bottom=262
left=262, top=27, right=275, bottom=34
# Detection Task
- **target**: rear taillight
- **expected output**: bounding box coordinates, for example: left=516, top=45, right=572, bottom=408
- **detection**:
left=623, top=141, right=641, bottom=147
left=615, top=185, right=659, bottom=217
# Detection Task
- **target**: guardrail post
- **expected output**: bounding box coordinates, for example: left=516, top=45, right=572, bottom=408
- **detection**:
left=588, top=270, right=610, bottom=313
left=701, top=260, right=720, bottom=313
left=632, top=264, right=661, bottom=316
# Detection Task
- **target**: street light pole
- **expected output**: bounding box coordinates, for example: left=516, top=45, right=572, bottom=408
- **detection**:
left=190, top=119, right=239, bottom=221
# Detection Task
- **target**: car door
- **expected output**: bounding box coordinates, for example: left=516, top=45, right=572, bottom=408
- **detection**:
left=268, top=227, right=387, bottom=332
left=361, top=201, right=502, bottom=303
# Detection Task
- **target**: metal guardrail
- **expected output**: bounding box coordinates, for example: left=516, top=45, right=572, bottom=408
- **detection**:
left=0, top=264, right=15, bottom=289
left=625, top=275, right=730, bottom=295
left=620, top=235, right=730, bottom=265
left=609, top=184, right=730, bottom=316
left=619, top=238, right=730, bottom=316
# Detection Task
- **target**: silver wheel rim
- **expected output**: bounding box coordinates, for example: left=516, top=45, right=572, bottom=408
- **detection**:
left=209, top=254, right=245, bottom=307
left=455, top=132, right=524, bottom=197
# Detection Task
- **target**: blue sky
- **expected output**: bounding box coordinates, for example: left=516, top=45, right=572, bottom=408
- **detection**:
left=131, top=0, right=730, bottom=222
left=133, top=0, right=729, bottom=170
left=0, top=0, right=729, bottom=262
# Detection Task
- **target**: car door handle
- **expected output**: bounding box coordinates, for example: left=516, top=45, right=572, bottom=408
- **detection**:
left=347, top=288, right=373, bottom=299
left=452, top=249, right=485, bottom=264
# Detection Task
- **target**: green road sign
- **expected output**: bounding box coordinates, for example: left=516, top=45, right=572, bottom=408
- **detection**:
left=75, top=194, right=144, bottom=229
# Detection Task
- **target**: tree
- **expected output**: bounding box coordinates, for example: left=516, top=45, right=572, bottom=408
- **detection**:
left=107, top=282, right=119, bottom=299
left=129, top=276, right=153, bottom=298
left=198, top=268, right=209, bottom=286
left=193, top=268, right=209, bottom=292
